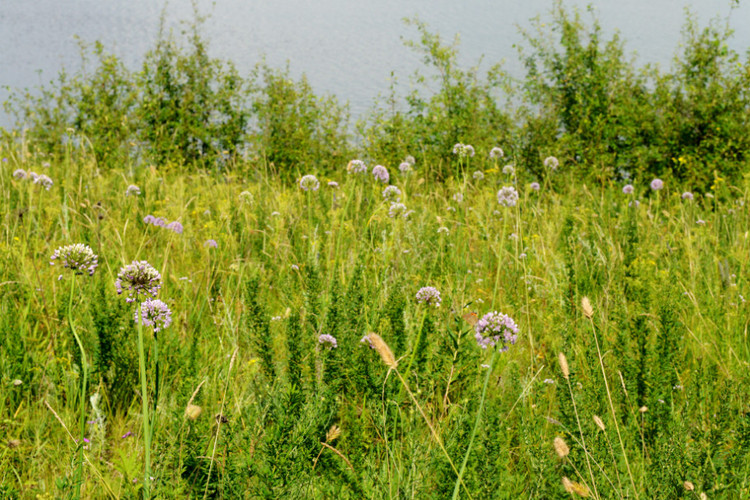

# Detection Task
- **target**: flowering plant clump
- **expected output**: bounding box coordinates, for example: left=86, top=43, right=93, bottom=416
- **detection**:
left=372, top=165, right=389, bottom=183
left=650, top=178, right=664, bottom=191
left=544, top=156, right=559, bottom=170
left=497, top=186, right=519, bottom=207
left=382, top=185, right=401, bottom=202
left=388, top=202, right=408, bottom=219
left=318, top=334, right=338, bottom=349
left=474, top=311, right=519, bottom=351
left=347, top=159, right=367, bottom=174
left=299, top=174, right=320, bottom=191
left=115, top=261, right=162, bottom=303
left=399, top=162, right=413, bottom=174
left=416, top=286, right=441, bottom=307
left=489, top=147, right=504, bottom=159
left=137, top=299, right=173, bottom=332
left=452, top=143, right=475, bottom=158
left=50, top=243, right=99, bottom=276
left=126, top=185, right=141, bottom=196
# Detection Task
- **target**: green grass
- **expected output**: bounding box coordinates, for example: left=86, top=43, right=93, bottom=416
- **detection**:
left=1, top=150, right=750, bottom=499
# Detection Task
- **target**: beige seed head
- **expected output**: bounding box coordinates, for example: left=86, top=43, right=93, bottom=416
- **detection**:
left=639, top=406, right=648, bottom=413
left=683, top=481, right=695, bottom=491
left=581, top=297, right=594, bottom=319
left=700, top=493, right=708, bottom=500
left=185, top=404, right=203, bottom=420
left=7, top=439, right=21, bottom=449
left=593, top=415, right=606, bottom=432
left=368, top=333, right=397, bottom=369
left=562, top=477, right=575, bottom=494
left=326, top=425, right=341, bottom=442
left=558, top=352, right=570, bottom=379
left=553, top=437, right=569, bottom=458
left=571, top=481, right=591, bottom=497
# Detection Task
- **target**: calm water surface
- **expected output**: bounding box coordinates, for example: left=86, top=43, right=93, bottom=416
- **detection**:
left=1, top=0, right=748, bottom=128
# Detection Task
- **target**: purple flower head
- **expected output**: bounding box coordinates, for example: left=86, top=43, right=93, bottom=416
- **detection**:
left=50, top=243, right=99, bottom=276
left=382, top=185, right=401, bottom=202
left=416, top=286, right=441, bottom=307
left=347, top=159, right=367, bottom=174
left=126, top=185, right=141, bottom=196
left=544, top=156, right=559, bottom=170
left=489, top=147, right=504, bottom=159
left=28, top=172, right=39, bottom=182
left=153, top=217, right=167, bottom=227
left=121, top=431, right=133, bottom=439
left=650, top=178, right=664, bottom=191
left=166, top=221, right=183, bottom=234
left=318, top=334, right=338, bottom=349
left=204, top=239, right=218, bottom=248
left=143, top=215, right=156, bottom=225
left=399, top=162, right=413, bottom=174
left=34, top=174, right=53, bottom=190
left=388, top=202, right=408, bottom=219
left=474, top=311, right=519, bottom=351
left=299, top=174, right=320, bottom=191
left=623, top=184, right=634, bottom=194
left=682, top=191, right=694, bottom=201
left=115, top=261, right=162, bottom=303
left=497, top=186, right=519, bottom=207
left=530, top=182, right=541, bottom=191
left=12, top=169, right=27, bottom=180
left=372, top=165, right=389, bottom=183
left=137, top=298, right=172, bottom=332
left=327, top=181, right=339, bottom=188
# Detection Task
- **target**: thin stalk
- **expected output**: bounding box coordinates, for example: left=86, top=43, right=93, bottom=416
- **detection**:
left=136, top=305, right=151, bottom=497
left=451, top=348, right=497, bottom=500
left=68, top=277, right=88, bottom=500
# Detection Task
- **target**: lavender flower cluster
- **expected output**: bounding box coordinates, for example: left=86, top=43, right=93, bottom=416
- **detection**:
left=12, top=169, right=53, bottom=190
left=497, top=186, right=519, bottom=207
left=299, top=174, right=320, bottom=191
left=347, top=159, right=367, bottom=174
left=137, top=299, right=173, bottom=332
left=452, top=143, right=475, bottom=158
left=416, top=286, right=442, bottom=307
left=115, top=261, right=162, bottom=303
left=143, top=215, right=183, bottom=234
left=474, top=311, right=519, bottom=351
left=372, top=165, right=389, bottom=183
left=50, top=243, right=99, bottom=276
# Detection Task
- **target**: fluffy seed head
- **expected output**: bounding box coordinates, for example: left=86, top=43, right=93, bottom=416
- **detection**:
left=581, top=297, right=594, bottom=319
left=185, top=404, right=202, bottom=420
left=326, top=425, right=341, bottom=442
left=559, top=353, right=570, bottom=379
left=553, top=437, right=570, bottom=458
left=683, top=481, right=694, bottom=492
left=367, top=333, right=397, bottom=369
left=593, top=415, right=606, bottom=432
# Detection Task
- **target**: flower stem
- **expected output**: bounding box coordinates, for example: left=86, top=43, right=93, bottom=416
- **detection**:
left=68, top=277, right=87, bottom=500
left=136, top=306, right=151, bottom=497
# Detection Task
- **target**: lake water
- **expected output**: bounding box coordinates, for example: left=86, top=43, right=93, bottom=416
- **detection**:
left=1, top=0, right=748, bottom=129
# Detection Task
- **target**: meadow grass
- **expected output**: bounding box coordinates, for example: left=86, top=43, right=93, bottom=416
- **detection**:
left=1, top=149, right=750, bottom=499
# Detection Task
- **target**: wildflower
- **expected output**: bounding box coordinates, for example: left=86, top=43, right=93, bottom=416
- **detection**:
left=530, top=182, right=540, bottom=191
left=360, top=335, right=373, bottom=347
left=398, top=162, right=412, bottom=174
left=115, top=261, right=162, bottom=302
left=121, top=431, right=133, bottom=439
left=382, top=185, right=401, bottom=202
left=497, top=186, right=519, bottom=207
left=489, top=147, right=504, bottom=159
left=318, top=334, right=338, bottom=349
left=474, top=311, right=519, bottom=351
left=472, top=170, right=484, bottom=181
left=327, top=181, right=339, bottom=188
left=28, top=172, right=39, bottom=182
left=464, top=144, right=475, bottom=157
left=137, top=298, right=172, bottom=332
left=388, top=202, right=408, bottom=219
left=543, top=378, right=555, bottom=384
left=126, top=185, right=141, bottom=196
left=452, top=192, right=464, bottom=203
left=50, top=243, right=98, bottom=276
left=239, top=191, right=253, bottom=203
left=12, top=169, right=26, bottom=180
left=372, top=165, right=389, bottom=183
left=291, top=264, right=300, bottom=271
left=452, top=143, right=475, bottom=158
left=347, top=159, right=367, bottom=174
left=650, top=178, right=664, bottom=191
left=437, top=226, right=449, bottom=234
left=204, top=239, right=218, bottom=248
left=153, top=217, right=167, bottom=227
left=623, top=184, right=634, bottom=194
left=696, top=219, right=706, bottom=225
left=165, top=221, right=183, bottom=234
left=682, top=191, right=694, bottom=200
left=404, top=155, right=415, bottom=165
left=299, top=174, right=320, bottom=191
left=629, top=200, right=640, bottom=208
left=544, top=156, right=559, bottom=170
left=416, top=286, right=441, bottom=307
left=34, top=174, right=53, bottom=190
left=143, top=215, right=155, bottom=225
left=502, top=164, right=515, bottom=176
